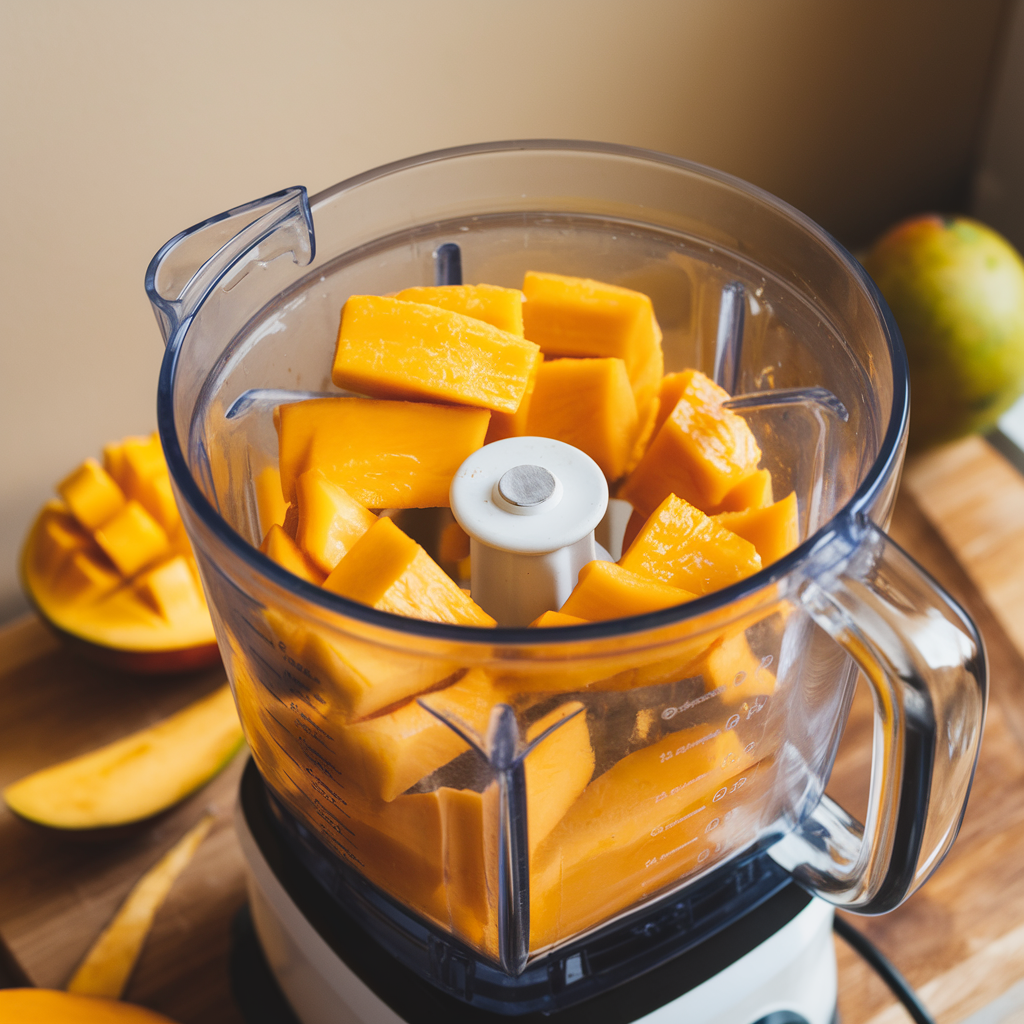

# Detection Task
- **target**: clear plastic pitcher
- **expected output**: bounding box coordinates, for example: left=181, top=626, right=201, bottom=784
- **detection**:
left=147, top=142, right=986, bottom=977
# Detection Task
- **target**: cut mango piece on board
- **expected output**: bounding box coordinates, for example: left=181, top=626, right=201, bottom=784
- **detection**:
left=561, top=560, right=695, bottom=621
left=295, top=469, right=377, bottom=575
left=2, top=685, right=242, bottom=829
left=276, top=397, right=490, bottom=507
left=338, top=668, right=496, bottom=801
left=135, top=555, right=206, bottom=625
left=333, top=295, right=539, bottom=413
left=529, top=610, right=590, bottom=628
left=713, top=492, right=799, bottom=566
left=522, top=271, right=664, bottom=414
left=260, top=524, right=326, bottom=585
left=620, top=493, right=761, bottom=595
left=394, top=283, right=525, bottom=336
left=620, top=370, right=761, bottom=516
left=93, top=501, right=170, bottom=578
left=323, top=517, right=495, bottom=627
left=526, top=358, right=639, bottom=480
left=58, top=458, right=126, bottom=531
left=0, top=990, right=180, bottom=1023
left=66, top=815, right=213, bottom=998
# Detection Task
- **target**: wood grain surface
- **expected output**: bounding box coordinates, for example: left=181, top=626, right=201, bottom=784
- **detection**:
left=0, top=436, right=1022, bottom=1024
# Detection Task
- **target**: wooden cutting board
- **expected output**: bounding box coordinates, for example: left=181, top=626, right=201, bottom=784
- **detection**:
left=0, top=436, right=1023, bottom=1024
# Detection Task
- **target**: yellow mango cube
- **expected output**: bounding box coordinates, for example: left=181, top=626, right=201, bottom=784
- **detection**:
left=620, top=370, right=762, bottom=516
left=521, top=271, right=664, bottom=414
left=323, top=517, right=495, bottom=627
left=340, top=668, right=496, bottom=801
left=254, top=466, right=288, bottom=534
left=57, top=458, right=126, bottom=531
left=701, top=629, right=777, bottom=704
left=295, top=469, right=377, bottom=575
left=135, top=471, right=181, bottom=534
left=620, top=493, right=761, bottom=595
left=135, top=555, right=205, bottom=623
left=394, top=284, right=525, bottom=336
left=120, top=433, right=167, bottom=500
left=560, top=560, right=695, bottom=621
left=333, top=295, right=540, bottom=414
left=526, top=358, right=639, bottom=480
left=484, top=349, right=543, bottom=444
left=259, top=525, right=325, bottom=585
left=706, top=468, right=775, bottom=515
left=713, top=492, right=799, bottom=567
left=52, top=549, right=121, bottom=603
left=93, top=500, right=170, bottom=578
left=277, top=397, right=490, bottom=507
left=529, top=610, right=590, bottom=628
left=30, top=502, right=91, bottom=580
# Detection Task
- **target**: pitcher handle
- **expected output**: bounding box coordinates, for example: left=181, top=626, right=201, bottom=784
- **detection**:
left=144, top=186, right=314, bottom=344
left=770, top=513, right=987, bottom=912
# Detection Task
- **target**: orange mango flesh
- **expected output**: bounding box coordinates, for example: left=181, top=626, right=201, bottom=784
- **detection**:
left=560, top=560, right=695, bottom=621
left=438, top=521, right=471, bottom=563
left=529, top=610, right=590, bottom=628
left=700, top=629, right=778, bottom=705
left=526, top=357, right=640, bottom=480
left=522, top=271, right=664, bottom=417
left=254, top=465, right=287, bottom=534
left=294, top=469, right=377, bottom=575
left=0, top=990, right=180, bottom=1023
left=259, top=524, right=325, bottom=585
left=333, top=295, right=540, bottom=414
left=337, top=668, right=496, bottom=801
left=704, top=467, right=775, bottom=515
left=713, top=492, right=799, bottom=567
left=620, top=370, right=762, bottom=516
left=277, top=397, right=490, bottom=507
left=484, top=348, right=543, bottom=444
left=394, top=283, right=525, bottom=336
left=620, top=493, right=762, bottom=596
left=22, top=434, right=216, bottom=658
left=323, top=517, right=495, bottom=627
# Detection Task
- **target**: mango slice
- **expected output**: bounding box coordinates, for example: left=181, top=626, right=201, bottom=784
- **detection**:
left=294, top=469, right=377, bottom=575
left=529, top=610, right=590, bottom=628
left=522, top=271, right=664, bottom=416
left=323, top=517, right=495, bottom=626
left=526, top=358, right=640, bottom=480
left=560, top=560, right=695, bottom=621
left=705, top=467, right=775, bottom=515
left=484, top=348, right=543, bottom=444
left=620, top=369, right=762, bottom=516
left=2, top=685, right=242, bottom=829
left=620, top=493, right=762, bottom=595
left=58, top=458, right=126, bottom=531
left=713, top=492, right=799, bottom=567
left=333, top=295, right=540, bottom=413
left=259, top=524, right=326, bottom=584
left=338, top=668, right=497, bottom=801
left=277, top=397, right=490, bottom=507
left=254, top=465, right=287, bottom=535
left=0, top=990, right=180, bottom=1023
left=67, top=815, right=213, bottom=998
left=394, top=283, right=525, bottom=336
left=135, top=556, right=206, bottom=625
left=93, top=501, right=170, bottom=577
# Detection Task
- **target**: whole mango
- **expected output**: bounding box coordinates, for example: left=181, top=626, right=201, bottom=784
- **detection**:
left=863, top=215, right=1024, bottom=451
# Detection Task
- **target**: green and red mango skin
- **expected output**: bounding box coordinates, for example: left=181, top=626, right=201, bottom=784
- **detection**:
left=863, top=215, right=1024, bottom=451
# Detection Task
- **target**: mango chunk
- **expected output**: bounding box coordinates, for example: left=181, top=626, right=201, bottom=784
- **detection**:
left=701, top=629, right=777, bottom=704
left=529, top=610, right=590, bottom=628
left=295, top=469, right=377, bottom=575
left=119, top=433, right=167, bottom=500
left=713, top=492, right=799, bottom=567
left=277, top=397, right=490, bottom=507
left=333, top=295, right=540, bottom=413
left=620, top=370, right=762, bottom=516
left=93, top=501, right=170, bottom=577
left=135, top=555, right=206, bottom=624
left=524, top=703, right=594, bottom=855
left=134, top=471, right=181, bottom=534
left=484, top=348, right=543, bottom=444
left=620, top=493, right=761, bottom=595
left=324, top=517, right=495, bottom=627
left=340, top=669, right=496, bottom=801
left=260, top=524, right=326, bottom=585
left=31, top=501, right=91, bottom=579
left=526, top=358, right=639, bottom=480
left=58, top=458, right=126, bottom=531
left=255, top=465, right=288, bottom=534
left=706, top=467, right=775, bottom=515
left=394, top=284, right=525, bottom=336
left=561, top=560, right=695, bottom=621
left=522, top=271, right=664, bottom=414
left=53, top=549, right=122, bottom=603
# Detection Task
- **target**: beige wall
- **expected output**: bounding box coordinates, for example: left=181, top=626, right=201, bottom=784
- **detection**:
left=0, top=0, right=1006, bottom=621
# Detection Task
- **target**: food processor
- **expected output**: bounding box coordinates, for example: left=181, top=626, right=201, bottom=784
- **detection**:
left=145, top=141, right=987, bottom=1023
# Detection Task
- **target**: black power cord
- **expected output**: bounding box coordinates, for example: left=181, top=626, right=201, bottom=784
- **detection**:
left=833, top=915, right=935, bottom=1024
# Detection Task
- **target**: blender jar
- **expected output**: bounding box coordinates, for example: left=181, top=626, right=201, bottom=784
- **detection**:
left=147, top=142, right=986, bottom=984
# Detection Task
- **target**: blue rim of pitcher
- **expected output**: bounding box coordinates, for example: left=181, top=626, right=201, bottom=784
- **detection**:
left=155, top=139, right=909, bottom=644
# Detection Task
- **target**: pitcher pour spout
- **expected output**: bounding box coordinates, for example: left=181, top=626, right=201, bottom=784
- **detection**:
left=145, top=186, right=315, bottom=345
